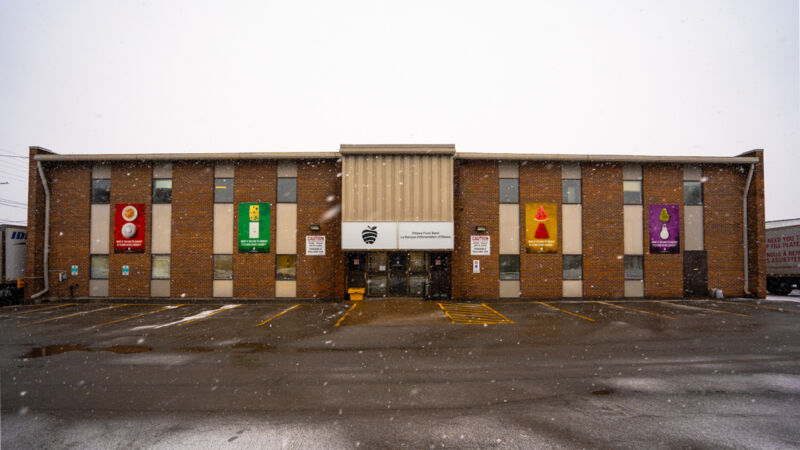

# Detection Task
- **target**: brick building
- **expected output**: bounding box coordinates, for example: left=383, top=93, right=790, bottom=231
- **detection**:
left=24, top=145, right=766, bottom=302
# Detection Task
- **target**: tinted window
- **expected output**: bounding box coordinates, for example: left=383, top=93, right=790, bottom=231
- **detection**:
left=277, top=178, right=297, bottom=203
left=499, top=255, right=520, bottom=280
left=624, top=255, right=643, bottom=279
left=213, top=255, right=233, bottom=279
left=90, top=255, right=109, bottom=279
left=499, top=179, right=519, bottom=203
left=151, top=255, right=170, bottom=279
left=91, top=179, right=110, bottom=204
left=684, top=181, right=702, bottom=205
left=152, top=179, right=172, bottom=203
left=563, top=255, right=582, bottom=280
left=276, top=255, right=296, bottom=280
left=215, top=178, right=233, bottom=203
left=562, top=179, right=581, bottom=204
left=623, top=180, right=642, bottom=205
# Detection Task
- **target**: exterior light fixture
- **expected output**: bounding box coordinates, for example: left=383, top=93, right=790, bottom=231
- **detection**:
left=475, top=225, right=487, bottom=233
left=309, top=224, right=321, bottom=232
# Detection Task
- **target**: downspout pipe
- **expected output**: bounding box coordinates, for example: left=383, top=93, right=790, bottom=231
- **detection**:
left=30, top=161, right=50, bottom=300
left=742, top=162, right=755, bottom=296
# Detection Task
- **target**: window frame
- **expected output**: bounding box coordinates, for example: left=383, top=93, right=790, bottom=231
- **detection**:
left=277, top=177, right=297, bottom=203
left=276, top=254, right=297, bottom=281
left=499, top=178, right=519, bottom=204
left=91, top=179, right=110, bottom=204
left=213, top=254, right=233, bottom=280
left=151, top=254, right=171, bottom=280
left=152, top=178, right=173, bottom=204
left=90, top=254, right=109, bottom=280
left=624, top=255, right=644, bottom=280
left=214, top=178, right=234, bottom=203
left=684, top=181, right=703, bottom=206
left=562, top=255, right=582, bottom=280
left=499, top=255, right=520, bottom=280
left=562, top=179, right=582, bottom=204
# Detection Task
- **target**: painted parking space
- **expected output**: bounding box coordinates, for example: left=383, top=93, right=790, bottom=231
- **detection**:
left=438, top=302, right=514, bottom=325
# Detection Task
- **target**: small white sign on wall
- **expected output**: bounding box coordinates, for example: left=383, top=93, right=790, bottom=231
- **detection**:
left=470, top=235, right=491, bottom=255
left=306, top=235, right=326, bottom=255
left=473, top=260, right=480, bottom=273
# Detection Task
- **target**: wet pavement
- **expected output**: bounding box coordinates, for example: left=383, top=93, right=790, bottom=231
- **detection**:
left=2, top=296, right=800, bottom=448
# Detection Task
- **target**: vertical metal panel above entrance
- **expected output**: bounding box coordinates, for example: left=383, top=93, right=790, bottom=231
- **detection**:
left=341, top=145, right=455, bottom=222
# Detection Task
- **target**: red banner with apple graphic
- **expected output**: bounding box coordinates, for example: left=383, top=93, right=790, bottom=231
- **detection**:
left=114, top=203, right=146, bottom=253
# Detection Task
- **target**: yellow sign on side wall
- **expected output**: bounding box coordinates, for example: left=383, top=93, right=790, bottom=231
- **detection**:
left=525, top=203, right=558, bottom=253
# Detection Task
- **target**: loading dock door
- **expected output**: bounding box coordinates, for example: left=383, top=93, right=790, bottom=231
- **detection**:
left=428, top=253, right=450, bottom=299
left=683, top=250, right=708, bottom=298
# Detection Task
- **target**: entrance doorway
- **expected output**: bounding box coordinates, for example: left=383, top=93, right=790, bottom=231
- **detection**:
left=346, top=252, right=450, bottom=299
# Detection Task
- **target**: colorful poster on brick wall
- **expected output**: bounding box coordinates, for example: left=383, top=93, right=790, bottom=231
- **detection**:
left=525, top=203, right=558, bottom=253
left=238, top=203, right=271, bottom=253
left=114, top=203, right=146, bottom=253
left=649, top=204, right=680, bottom=254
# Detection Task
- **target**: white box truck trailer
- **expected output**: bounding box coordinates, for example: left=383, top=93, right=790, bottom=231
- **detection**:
left=0, top=225, right=26, bottom=304
left=766, top=219, right=800, bottom=296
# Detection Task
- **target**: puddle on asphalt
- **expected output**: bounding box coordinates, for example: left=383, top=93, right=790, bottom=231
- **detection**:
left=591, top=389, right=613, bottom=396
left=20, top=345, right=151, bottom=358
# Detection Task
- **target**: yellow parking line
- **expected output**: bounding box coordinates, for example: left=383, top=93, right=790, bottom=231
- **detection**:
left=256, top=304, right=301, bottom=327
left=719, top=300, right=800, bottom=314
left=0, top=303, right=76, bottom=317
left=594, top=301, right=675, bottom=320
left=334, top=303, right=358, bottom=327
left=438, top=302, right=513, bottom=324
left=20, top=305, right=125, bottom=326
left=177, top=304, right=241, bottom=326
left=537, top=302, right=596, bottom=322
left=93, top=305, right=184, bottom=327
left=656, top=301, right=751, bottom=318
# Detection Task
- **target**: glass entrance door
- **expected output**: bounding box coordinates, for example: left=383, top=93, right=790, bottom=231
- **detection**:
left=388, top=253, right=407, bottom=296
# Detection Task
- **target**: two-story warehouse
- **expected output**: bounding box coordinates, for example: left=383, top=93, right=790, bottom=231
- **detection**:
left=23, top=145, right=766, bottom=302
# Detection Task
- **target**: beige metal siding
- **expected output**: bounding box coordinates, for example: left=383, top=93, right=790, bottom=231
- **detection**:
left=563, top=280, right=582, bottom=297
left=150, top=279, right=170, bottom=297
left=92, top=164, right=110, bottom=179
left=213, top=280, right=233, bottom=297
left=215, top=163, right=234, bottom=178
left=562, top=204, right=582, bottom=254
left=277, top=161, right=297, bottom=177
left=90, top=204, right=110, bottom=254
left=151, top=204, right=171, bottom=254
left=562, top=163, right=581, bottom=179
left=499, top=204, right=520, bottom=254
left=153, top=163, right=172, bottom=179
left=89, top=280, right=108, bottom=297
left=683, top=165, right=702, bottom=181
left=499, top=280, right=521, bottom=298
left=275, top=280, right=297, bottom=298
left=624, top=280, right=644, bottom=297
left=342, top=154, right=453, bottom=222
left=623, top=205, right=644, bottom=255
left=685, top=205, right=704, bottom=250
left=499, top=161, right=519, bottom=178
left=276, top=203, right=297, bottom=255
left=623, top=164, right=642, bottom=180
left=213, top=204, right=234, bottom=254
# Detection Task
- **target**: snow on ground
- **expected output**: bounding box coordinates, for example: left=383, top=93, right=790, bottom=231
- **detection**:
left=132, top=305, right=240, bottom=330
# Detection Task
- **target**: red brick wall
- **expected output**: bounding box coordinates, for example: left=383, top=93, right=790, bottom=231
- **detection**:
left=704, top=164, right=745, bottom=296
left=452, top=160, right=498, bottom=299
left=24, top=149, right=52, bottom=301
left=46, top=163, right=92, bottom=298
left=171, top=161, right=214, bottom=298
left=741, top=151, right=767, bottom=298
left=233, top=161, right=276, bottom=299
left=519, top=161, right=562, bottom=298
left=643, top=164, right=684, bottom=297
left=109, top=162, right=152, bottom=297
left=582, top=163, right=625, bottom=298
left=297, top=159, right=345, bottom=300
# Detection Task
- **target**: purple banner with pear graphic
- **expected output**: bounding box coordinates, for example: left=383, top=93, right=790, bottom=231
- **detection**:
left=649, top=204, right=680, bottom=254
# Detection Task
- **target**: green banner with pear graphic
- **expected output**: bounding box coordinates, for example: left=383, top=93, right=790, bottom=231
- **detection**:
left=238, top=203, right=271, bottom=253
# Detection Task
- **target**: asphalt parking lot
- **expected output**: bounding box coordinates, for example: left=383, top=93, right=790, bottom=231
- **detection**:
left=2, top=297, right=800, bottom=448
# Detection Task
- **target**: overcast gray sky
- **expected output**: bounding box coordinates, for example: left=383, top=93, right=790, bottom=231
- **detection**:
left=0, top=0, right=797, bottom=224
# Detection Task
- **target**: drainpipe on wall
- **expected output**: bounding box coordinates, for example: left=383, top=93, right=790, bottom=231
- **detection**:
left=742, top=162, right=755, bottom=296
left=30, top=161, right=50, bottom=300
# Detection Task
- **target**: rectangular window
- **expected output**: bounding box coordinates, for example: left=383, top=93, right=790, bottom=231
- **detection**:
left=499, top=179, right=519, bottom=203
left=151, top=255, right=170, bottom=279
left=277, top=178, right=297, bottom=203
left=623, top=180, right=642, bottom=205
left=214, top=178, right=234, bottom=203
left=499, top=255, right=520, bottom=280
left=213, top=254, right=233, bottom=280
left=562, top=179, right=581, bottom=204
left=563, top=255, right=582, bottom=280
left=152, top=179, right=172, bottom=204
left=90, top=255, right=109, bottom=279
left=684, top=181, right=703, bottom=205
left=276, top=255, right=297, bottom=280
left=624, top=255, right=643, bottom=280
left=91, top=179, right=110, bottom=204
